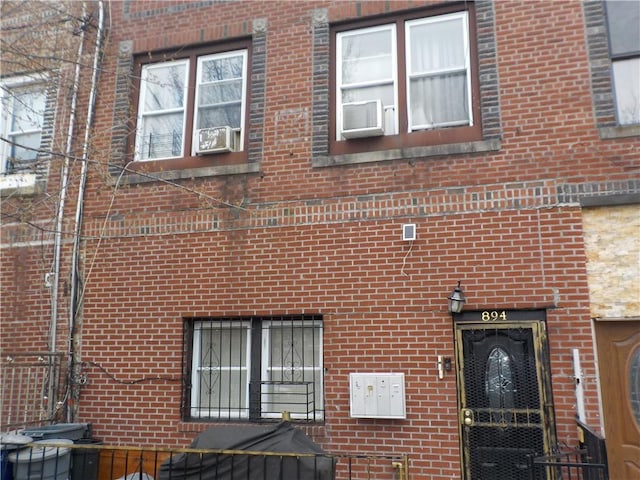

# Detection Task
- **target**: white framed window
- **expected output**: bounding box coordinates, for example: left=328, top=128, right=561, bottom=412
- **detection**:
left=406, top=12, right=472, bottom=130
left=189, top=316, right=324, bottom=422
left=135, top=60, right=188, bottom=161
left=336, top=24, right=399, bottom=139
left=191, top=320, right=251, bottom=420
left=335, top=11, right=472, bottom=141
left=261, top=319, right=324, bottom=420
left=192, top=50, right=247, bottom=156
left=134, top=49, right=248, bottom=161
left=605, top=0, right=640, bottom=125
left=0, top=76, right=46, bottom=173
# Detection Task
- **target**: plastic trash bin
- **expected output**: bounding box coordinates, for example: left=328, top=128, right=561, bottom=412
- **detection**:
left=18, top=424, right=88, bottom=442
left=71, top=438, right=102, bottom=480
left=1, top=434, right=32, bottom=480
left=7, top=439, right=73, bottom=480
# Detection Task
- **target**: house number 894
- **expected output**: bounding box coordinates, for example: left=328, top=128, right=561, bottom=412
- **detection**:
left=481, top=311, right=508, bottom=322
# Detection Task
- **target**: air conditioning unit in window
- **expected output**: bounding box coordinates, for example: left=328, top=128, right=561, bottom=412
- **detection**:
left=197, top=126, right=238, bottom=154
left=341, top=100, right=385, bottom=139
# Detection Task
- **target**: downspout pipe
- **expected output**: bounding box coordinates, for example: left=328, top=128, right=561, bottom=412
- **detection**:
left=67, top=0, right=105, bottom=423
left=49, top=2, right=86, bottom=418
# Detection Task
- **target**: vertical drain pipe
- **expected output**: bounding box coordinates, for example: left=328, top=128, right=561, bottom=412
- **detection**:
left=49, top=2, right=86, bottom=420
left=67, top=0, right=105, bottom=423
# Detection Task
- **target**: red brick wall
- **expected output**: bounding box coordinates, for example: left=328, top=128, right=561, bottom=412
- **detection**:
left=76, top=207, right=594, bottom=473
left=3, top=1, right=637, bottom=478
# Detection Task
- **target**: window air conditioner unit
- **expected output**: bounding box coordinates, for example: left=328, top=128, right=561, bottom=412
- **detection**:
left=341, top=100, right=385, bottom=139
left=197, top=126, right=238, bottom=154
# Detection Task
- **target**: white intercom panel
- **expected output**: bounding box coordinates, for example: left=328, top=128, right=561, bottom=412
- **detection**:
left=349, top=373, right=406, bottom=419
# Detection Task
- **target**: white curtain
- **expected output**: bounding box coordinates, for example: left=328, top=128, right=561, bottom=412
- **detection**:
left=408, top=14, right=470, bottom=129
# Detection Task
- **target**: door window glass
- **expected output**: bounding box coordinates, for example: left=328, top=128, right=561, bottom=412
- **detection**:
left=630, top=346, right=640, bottom=426
left=485, top=347, right=515, bottom=409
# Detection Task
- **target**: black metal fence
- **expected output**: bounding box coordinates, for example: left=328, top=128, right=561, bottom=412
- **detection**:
left=1, top=442, right=410, bottom=480
left=527, top=448, right=608, bottom=480
left=527, top=420, right=608, bottom=480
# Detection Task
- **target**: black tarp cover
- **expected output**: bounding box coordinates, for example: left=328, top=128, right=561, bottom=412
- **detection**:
left=158, top=422, right=335, bottom=480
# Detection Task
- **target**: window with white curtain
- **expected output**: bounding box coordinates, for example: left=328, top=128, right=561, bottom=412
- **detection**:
left=335, top=10, right=472, bottom=141
left=406, top=12, right=471, bottom=130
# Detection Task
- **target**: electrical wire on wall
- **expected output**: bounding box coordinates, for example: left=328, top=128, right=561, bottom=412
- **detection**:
left=81, top=361, right=181, bottom=385
left=401, top=240, right=414, bottom=277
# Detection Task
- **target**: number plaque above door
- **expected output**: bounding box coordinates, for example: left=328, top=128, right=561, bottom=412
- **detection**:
left=453, top=310, right=546, bottom=324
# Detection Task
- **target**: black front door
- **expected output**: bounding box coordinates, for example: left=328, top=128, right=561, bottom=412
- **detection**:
left=455, top=311, right=556, bottom=480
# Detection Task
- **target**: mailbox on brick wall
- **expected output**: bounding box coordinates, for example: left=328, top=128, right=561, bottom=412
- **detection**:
left=349, top=373, right=406, bottom=419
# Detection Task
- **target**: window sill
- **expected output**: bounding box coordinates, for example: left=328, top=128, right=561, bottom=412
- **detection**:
left=599, top=124, right=640, bottom=139
left=113, top=162, right=261, bottom=186
left=312, top=138, right=501, bottom=168
left=0, top=173, right=41, bottom=196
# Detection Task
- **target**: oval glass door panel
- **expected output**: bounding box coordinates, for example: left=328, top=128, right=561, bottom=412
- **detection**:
left=485, top=347, right=516, bottom=409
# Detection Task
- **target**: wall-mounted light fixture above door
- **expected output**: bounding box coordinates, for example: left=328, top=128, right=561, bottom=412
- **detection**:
left=448, top=281, right=466, bottom=314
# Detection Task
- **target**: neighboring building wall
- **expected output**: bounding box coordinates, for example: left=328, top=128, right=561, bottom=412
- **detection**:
left=583, top=204, right=640, bottom=319
left=0, top=1, right=100, bottom=427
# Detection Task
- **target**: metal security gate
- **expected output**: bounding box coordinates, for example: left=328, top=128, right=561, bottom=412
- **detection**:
left=454, top=311, right=556, bottom=480
left=0, top=352, right=65, bottom=430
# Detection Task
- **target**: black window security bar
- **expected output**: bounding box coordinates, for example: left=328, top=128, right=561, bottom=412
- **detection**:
left=260, top=381, right=316, bottom=420
left=187, top=315, right=324, bottom=422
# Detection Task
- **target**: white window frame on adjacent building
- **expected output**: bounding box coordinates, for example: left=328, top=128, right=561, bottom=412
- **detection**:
left=0, top=75, right=46, bottom=174
left=134, top=49, right=248, bottom=162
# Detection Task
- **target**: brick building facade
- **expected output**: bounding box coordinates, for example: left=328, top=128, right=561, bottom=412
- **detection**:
left=2, top=1, right=639, bottom=479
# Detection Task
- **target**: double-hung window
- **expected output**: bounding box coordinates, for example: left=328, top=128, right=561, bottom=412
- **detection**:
left=188, top=315, right=324, bottom=422
left=1, top=78, right=46, bottom=173
left=134, top=48, right=248, bottom=162
left=334, top=9, right=477, bottom=152
left=136, top=61, right=188, bottom=161
left=406, top=13, right=472, bottom=130
left=604, top=0, right=640, bottom=125
left=191, top=320, right=251, bottom=420
left=337, top=24, right=398, bottom=137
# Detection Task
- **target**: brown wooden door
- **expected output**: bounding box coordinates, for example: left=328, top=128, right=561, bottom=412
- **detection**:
left=594, top=320, right=640, bottom=480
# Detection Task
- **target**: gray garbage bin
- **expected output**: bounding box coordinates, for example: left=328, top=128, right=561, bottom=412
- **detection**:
left=18, top=424, right=88, bottom=442
left=7, top=439, right=73, bottom=480
left=1, top=433, right=32, bottom=480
